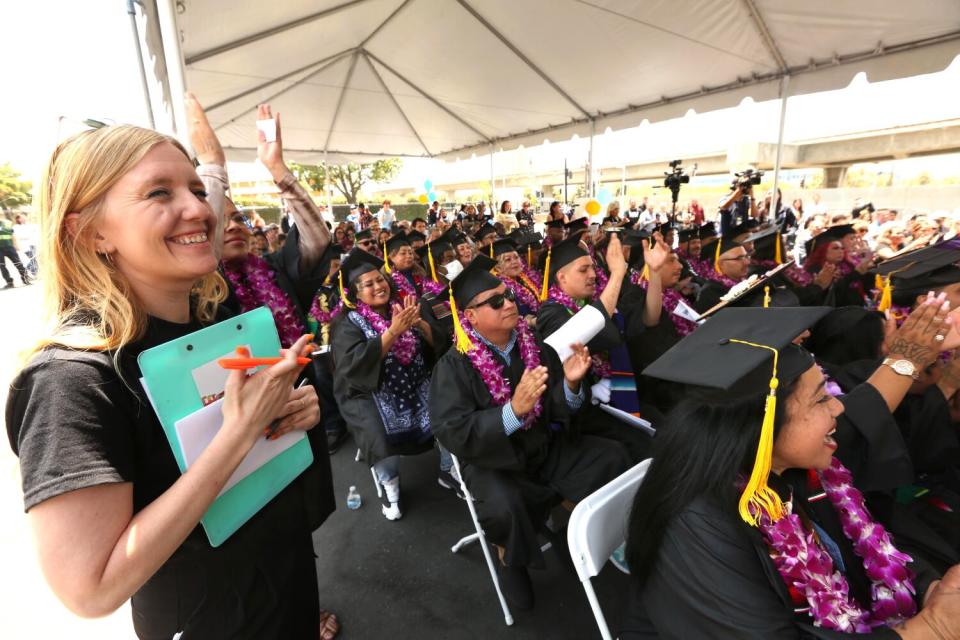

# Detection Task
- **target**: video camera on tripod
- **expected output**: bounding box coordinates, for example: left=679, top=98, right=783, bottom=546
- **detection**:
left=732, top=168, right=763, bottom=191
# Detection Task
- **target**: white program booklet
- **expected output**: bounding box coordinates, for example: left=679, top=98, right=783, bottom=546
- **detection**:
left=543, top=304, right=606, bottom=362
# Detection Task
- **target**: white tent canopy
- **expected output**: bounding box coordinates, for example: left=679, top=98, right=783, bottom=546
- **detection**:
left=142, top=0, right=960, bottom=165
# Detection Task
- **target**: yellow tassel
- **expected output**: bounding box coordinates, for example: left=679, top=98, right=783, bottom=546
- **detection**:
left=714, top=239, right=723, bottom=275
left=383, top=242, right=391, bottom=274
left=427, top=242, right=439, bottom=283
left=489, top=244, right=494, bottom=258
left=874, top=274, right=884, bottom=291
left=878, top=276, right=893, bottom=312
left=728, top=339, right=785, bottom=526
left=640, top=264, right=650, bottom=282
left=339, top=270, right=355, bottom=309
left=774, top=233, right=783, bottom=265
left=763, top=286, right=771, bottom=308
left=449, top=289, right=475, bottom=354
left=540, top=247, right=552, bottom=302
left=527, top=245, right=532, bottom=268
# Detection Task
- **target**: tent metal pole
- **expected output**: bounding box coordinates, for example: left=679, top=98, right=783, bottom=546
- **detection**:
left=127, top=0, right=155, bottom=129
left=770, top=75, right=790, bottom=223
left=588, top=119, right=596, bottom=198
left=323, top=150, right=333, bottom=212
left=156, top=0, right=189, bottom=146
left=489, top=145, right=495, bottom=212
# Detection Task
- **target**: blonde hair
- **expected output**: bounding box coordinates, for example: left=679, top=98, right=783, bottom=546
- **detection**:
left=25, top=125, right=225, bottom=368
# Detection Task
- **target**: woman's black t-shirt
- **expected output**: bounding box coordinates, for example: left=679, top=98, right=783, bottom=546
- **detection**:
left=5, top=315, right=319, bottom=639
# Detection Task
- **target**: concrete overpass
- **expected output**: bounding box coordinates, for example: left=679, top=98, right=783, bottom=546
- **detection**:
left=377, top=119, right=960, bottom=196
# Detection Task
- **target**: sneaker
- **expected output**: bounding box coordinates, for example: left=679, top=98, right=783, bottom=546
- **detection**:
left=3, top=282, right=13, bottom=289
left=437, top=470, right=465, bottom=499
left=380, top=476, right=402, bottom=521
left=22, top=277, right=32, bottom=286
left=495, top=561, right=534, bottom=610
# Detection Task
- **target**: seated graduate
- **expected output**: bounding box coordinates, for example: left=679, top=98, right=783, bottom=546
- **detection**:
left=537, top=233, right=654, bottom=459
left=803, top=224, right=876, bottom=308
left=693, top=234, right=751, bottom=313
left=682, top=221, right=718, bottom=278
left=514, top=231, right=545, bottom=289
left=417, top=238, right=459, bottom=357
left=491, top=238, right=541, bottom=325
left=383, top=231, right=431, bottom=299
left=623, top=306, right=960, bottom=639
left=429, top=255, right=630, bottom=610
left=331, top=250, right=451, bottom=520
left=474, top=222, right=499, bottom=254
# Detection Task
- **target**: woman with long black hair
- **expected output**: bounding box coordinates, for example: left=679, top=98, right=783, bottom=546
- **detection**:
left=622, top=302, right=960, bottom=638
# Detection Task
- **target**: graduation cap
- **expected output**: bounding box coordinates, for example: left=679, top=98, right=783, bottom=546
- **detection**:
left=677, top=227, right=699, bottom=243
left=544, top=233, right=590, bottom=288
left=384, top=231, right=411, bottom=255
left=355, top=228, right=374, bottom=242
left=699, top=222, right=718, bottom=240
left=728, top=219, right=759, bottom=240
left=565, top=217, right=590, bottom=234
left=491, top=238, right=519, bottom=258
left=887, top=238, right=960, bottom=307
left=474, top=223, right=497, bottom=243
left=656, top=222, right=676, bottom=237
left=406, top=230, right=427, bottom=244
left=441, top=227, right=469, bottom=247
left=643, top=306, right=831, bottom=526
left=622, top=230, right=652, bottom=270
left=337, top=249, right=385, bottom=308
left=448, top=254, right=500, bottom=353
left=698, top=262, right=796, bottom=319
left=703, top=235, right=743, bottom=275
left=744, top=226, right=786, bottom=264
left=805, top=306, right=884, bottom=356
left=804, top=224, right=855, bottom=256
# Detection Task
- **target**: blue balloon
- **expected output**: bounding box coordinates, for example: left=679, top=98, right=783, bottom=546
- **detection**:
left=424, top=179, right=433, bottom=191
left=428, top=191, right=437, bottom=202
left=597, top=187, right=612, bottom=205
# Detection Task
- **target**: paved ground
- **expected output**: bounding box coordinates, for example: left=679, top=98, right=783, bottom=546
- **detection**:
left=0, top=281, right=630, bottom=639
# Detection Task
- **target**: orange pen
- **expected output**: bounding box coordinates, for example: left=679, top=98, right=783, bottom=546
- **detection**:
left=218, top=343, right=315, bottom=370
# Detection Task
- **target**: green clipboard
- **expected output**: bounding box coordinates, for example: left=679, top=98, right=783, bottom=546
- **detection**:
left=137, top=307, right=313, bottom=547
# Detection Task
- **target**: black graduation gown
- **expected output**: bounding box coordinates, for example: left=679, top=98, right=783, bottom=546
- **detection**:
left=220, top=230, right=337, bottom=531
left=694, top=279, right=730, bottom=314
left=419, top=288, right=454, bottom=357
left=330, top=314, right=435, bottom=465
left=621, top=475, right=937, bottom=639
left=537, top=299, right=653, bottom=460
left=429, top=338, right=630, bottom=567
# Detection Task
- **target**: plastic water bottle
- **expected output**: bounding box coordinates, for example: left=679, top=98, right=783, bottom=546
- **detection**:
left=346, top=485, right=362, bottom=510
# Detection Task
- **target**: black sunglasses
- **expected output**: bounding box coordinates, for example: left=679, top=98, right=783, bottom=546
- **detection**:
left=468, top=287, right=516, bottom=310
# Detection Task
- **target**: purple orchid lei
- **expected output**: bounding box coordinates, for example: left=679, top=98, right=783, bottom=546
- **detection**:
left=222, top=255, right=305, bottom=348
left=308, top=295, right=344, bottom=326
left=502, top=275, right=541, bottom=313
left=354, top=300, right=418, bottom=366
left=634, top=275, right=698, bottom=337
left=586, top=245, right=609, bottom=299
left=547, top=285, right=611, bottom=378
left=521, top=265, right=543, bottom=291
left=757, top=457, right=916, bottom=633
left=390, top=270, right=420, bottom=300
left=458, top=315, right=544, bottom=429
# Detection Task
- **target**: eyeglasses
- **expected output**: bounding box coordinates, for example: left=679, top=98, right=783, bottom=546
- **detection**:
left=468, top=287, right=516, bottom=310
left=230, top=213, right=254, bottom=230
left=357, top=239, right=375, bottom=247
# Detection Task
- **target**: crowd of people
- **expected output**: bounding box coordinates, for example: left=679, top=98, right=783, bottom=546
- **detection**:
left=5, top=91, right=960, bottom=639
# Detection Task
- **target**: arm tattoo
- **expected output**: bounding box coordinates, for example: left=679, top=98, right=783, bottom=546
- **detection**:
left=887, top=337, right=933, bottom=367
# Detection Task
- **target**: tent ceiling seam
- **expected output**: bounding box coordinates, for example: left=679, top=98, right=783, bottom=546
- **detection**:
left=205, top=48, right=356, bottom=113
left=359, top=0, right=414, bottom=48
left=361, top=50, right=432, bottom=156
left=739, top=0, right=788, bottom=72
left=364, top=50, right=493, bottom=143
left=222, top=146, right=429, bottom=159
left=213, top=50, right=355, bottom=131
left=184, top=0, right=372, bottom=65
left=454, top=0, right=593, bottom=119
left=324, top=51, right=362, bottom=152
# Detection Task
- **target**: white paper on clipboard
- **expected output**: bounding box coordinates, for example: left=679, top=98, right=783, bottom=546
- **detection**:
left=543, top=304, right=606, bottom=362
left=174, top=398, right=305, bottom=498
left=597, top=403, right=656, bottom=436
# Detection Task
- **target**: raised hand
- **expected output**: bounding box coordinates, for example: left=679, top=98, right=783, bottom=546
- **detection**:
left=389, top=295, right=420, bottom=335
left=185, top=92, right=224, bottom=166
left=510, top=366, right=548, bottom=417
left=814, top=263, right=837, bottom=289
left=605, top=232, right=627, bottom=276
left=643, top=232, right=671, bottom=273
left=256, top=103, right=287, bottom=182
left=562, top=342, right=592, bottom=389
left=886, top=292, right=953, bottom=369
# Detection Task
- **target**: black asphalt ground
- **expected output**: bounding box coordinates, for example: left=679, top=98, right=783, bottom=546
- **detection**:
left=313, top=443, right=631, bottom=640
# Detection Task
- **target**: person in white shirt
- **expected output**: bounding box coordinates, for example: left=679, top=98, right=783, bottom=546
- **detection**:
left=377, top=200, right=396, bottom=231
left=13, top=213, right=39, bottom=276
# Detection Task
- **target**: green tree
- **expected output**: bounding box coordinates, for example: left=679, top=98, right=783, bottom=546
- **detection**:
left=0, top=164, right=32, bottom=209
left=289, top=158, right=402, bottom=205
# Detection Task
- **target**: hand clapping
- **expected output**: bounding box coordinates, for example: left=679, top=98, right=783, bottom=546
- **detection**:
left=389, top=295, right=421, bottom=335
left=562, top=342, right=592, bottom=390
left=510, top=366, right=548, bottom=417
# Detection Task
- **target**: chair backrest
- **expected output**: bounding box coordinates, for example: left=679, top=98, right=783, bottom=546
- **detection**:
left=567, top=458, right=651, bottom=581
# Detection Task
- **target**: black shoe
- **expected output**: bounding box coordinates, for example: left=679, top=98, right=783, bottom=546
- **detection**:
left=325, top=430, right=348, bottom=455
left=437, top=470, right=465, bottom=499
left=22, top=277, right=32, bottom=285
left=496, top=562, right=534, bottom=610
left=3, top=282, right=13, bottom=289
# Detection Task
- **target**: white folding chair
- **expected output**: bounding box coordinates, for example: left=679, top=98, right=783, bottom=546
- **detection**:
left=448, top=453, right=515, bottom=626
left=567, top=458, right=652, bottom=640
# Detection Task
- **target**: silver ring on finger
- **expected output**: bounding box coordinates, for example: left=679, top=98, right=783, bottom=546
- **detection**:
left=935, top=334, right=946, bottom=342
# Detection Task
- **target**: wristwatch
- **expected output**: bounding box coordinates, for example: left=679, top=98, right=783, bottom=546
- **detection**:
left=882, top=358, right=919, bottom=380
